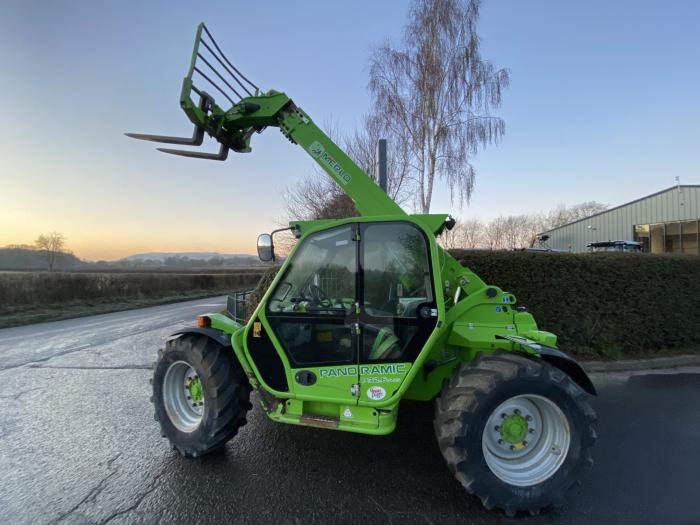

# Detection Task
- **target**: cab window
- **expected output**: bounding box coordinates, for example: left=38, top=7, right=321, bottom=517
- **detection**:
left=362, top=223, right=433, bottom=318
left=360, top=222, right=436, bottom=363
left=268, top=225, right=356, bottom=315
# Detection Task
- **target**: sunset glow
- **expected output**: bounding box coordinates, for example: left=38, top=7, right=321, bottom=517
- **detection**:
left=2, top=1, right=698, bottom=261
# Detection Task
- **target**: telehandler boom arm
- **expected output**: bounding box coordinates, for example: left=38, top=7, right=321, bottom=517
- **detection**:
left=127, top=23, right=403, bottom=218
left=126, top=23, right=503, bottom=320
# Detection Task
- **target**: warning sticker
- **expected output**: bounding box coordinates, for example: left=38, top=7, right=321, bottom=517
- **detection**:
left=366, top=386, right=386, bottom=400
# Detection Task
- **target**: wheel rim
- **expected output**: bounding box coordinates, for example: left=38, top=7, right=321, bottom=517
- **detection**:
left=482, top=394, right=570, bottom=487
left=163, top=360, right=204, bottom=432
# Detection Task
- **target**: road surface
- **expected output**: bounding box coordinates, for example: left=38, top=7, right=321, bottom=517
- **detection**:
left=0, top=298, right=698, bottom=524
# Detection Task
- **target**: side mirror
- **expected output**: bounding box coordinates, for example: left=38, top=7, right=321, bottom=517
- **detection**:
left=257, top=233, right=274, bottom=262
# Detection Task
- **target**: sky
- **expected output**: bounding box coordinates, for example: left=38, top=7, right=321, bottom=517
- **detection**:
left=1, top=0, right=698, bottom=260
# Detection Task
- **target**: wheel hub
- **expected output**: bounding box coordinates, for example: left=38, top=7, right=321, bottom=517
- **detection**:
left=482, top=394, right=571, bottom=487
left=187, top=376, right=203, bottom=403
left=500, top=414, right=528, bottom=444
left=163, top=361, right=205, bottom=432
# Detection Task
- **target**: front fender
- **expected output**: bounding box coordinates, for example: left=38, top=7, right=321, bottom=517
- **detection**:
left=536, top=346, right=597, bottom=396
left=167, top=327, right=232, bottom=348
left=496, top=335, right=596, bottom=396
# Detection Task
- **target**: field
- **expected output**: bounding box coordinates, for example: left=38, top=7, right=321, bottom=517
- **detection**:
left=0, top=269, right=266, bottom=328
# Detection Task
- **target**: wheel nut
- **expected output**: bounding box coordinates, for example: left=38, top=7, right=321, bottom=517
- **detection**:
left=526, top=415, right=532, bottom=421
left=514, top=409, right=521, bottom=415
left=498, top=439, right=504, bottom=445
left=501, top=413, right=507, bottom=419
left=509, top=445, right=515, bottom=451
left=523, top=440, right=528, bottom=446
left=529, top=428, right=535, bottom=434
left=494, top=425, right=500, bottom=431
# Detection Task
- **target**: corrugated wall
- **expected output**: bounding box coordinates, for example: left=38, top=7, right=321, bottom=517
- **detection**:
left=542, top=186, right=700, bottom=252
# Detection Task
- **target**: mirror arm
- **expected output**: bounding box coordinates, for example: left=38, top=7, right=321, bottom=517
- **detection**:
left=270, top=226, right=296, bottom=236
left=268, top=226, right=299, bottom=262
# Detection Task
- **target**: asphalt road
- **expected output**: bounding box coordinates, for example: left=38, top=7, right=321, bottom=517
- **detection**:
left=0, top=298, right=698, bottom=525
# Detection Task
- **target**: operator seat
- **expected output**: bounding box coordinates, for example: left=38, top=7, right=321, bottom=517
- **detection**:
left=365, top=325, right=401, bottom=361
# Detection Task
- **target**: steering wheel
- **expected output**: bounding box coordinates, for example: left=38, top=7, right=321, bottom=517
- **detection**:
left=308, top=284, right=330, bottom=306
left=407, top=287, right=426, bottom=298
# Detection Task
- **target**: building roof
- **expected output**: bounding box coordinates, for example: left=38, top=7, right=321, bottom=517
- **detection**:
left=540, top=184, right=700, bottom=234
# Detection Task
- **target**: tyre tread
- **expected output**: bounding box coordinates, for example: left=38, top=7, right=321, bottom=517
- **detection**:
left=434, top=351, right=596, bottom=516
left=152, top=335, right=252, bottom=458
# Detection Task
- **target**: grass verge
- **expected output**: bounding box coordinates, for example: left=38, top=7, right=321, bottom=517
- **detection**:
left=0, top=289, right=235, bottom=329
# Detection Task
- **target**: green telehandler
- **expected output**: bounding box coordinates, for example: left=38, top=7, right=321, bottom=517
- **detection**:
left=128, top=24, right=596, bottom=517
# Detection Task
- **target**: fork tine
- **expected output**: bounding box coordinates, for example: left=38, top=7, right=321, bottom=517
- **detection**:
left=156, top=144, right=228, bottom=161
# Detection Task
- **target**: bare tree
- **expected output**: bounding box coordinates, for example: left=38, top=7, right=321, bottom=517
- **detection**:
left=284, top=173, right=357, bottom=221
left=344, top=114, right=413, bottom=206
left=545, top=201, right=608, bottom=230
left=35, top=232, right=66, bottom=271
left=478, top=203, right=607, bottom=251
left=461, top=218, right=485, bottom=248
left=502, top=214, right=549, bottom=249
left=284, top=115, right=412, bottom=221
left=369, top=0, right=509, bottom=213
left=522, top=213, right=547, bottom=247
left=484, top=216, right=507, bottom=250
left=439, top=218, right=485, bottom=249
left=438, top=222, right=464, bottom=250
left=439, top=200, right=609, bottom=253
left=502, top=215, right=525, bottom=250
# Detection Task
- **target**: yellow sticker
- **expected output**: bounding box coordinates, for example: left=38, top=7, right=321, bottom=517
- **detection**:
left=253, top=321, right=262, bottom=338
left=514, top=442, right=525, bottom=450
left=316, top=331, right=332, bottom=343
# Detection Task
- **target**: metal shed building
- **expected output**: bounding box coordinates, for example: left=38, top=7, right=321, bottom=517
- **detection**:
left=539, top=185, right=700, bottom=254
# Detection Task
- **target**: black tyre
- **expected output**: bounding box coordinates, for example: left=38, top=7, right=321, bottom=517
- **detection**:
left=151, top=335, right=252, bottom=458
left=434, top=352, right=596, bottom=517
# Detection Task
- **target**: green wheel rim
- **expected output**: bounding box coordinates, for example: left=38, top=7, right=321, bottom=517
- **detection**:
left=163, top=361, right=205, bottom=433
left=482, top=394, right=571, bottom=487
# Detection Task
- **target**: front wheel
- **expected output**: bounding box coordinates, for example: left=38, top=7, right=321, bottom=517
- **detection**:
left=434, top=352, right=596, bottom=517
left=151, top=335, right=252, bottom=458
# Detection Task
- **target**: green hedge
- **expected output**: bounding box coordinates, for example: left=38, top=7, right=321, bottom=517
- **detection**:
left=450, top=250, right=700, bottom=358
left=247, top=253, right=699, bottom=358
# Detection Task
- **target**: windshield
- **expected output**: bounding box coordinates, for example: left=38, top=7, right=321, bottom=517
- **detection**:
left=268, top=225, right=356, bottom=315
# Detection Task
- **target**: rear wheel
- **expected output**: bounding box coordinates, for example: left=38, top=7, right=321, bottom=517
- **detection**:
left=434, top=352, right=596, bottom=517
left=151, top=335, right=252, bottom=458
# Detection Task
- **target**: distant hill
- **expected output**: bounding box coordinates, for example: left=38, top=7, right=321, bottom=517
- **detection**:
left=119, top=252, right=263, bottom=267
left=0, top=246, right=83, bottom=271
left=122, top=252, right=255, bottom=262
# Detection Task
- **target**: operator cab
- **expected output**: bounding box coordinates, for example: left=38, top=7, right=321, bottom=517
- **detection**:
left=257, top=221, right=437, bottom=370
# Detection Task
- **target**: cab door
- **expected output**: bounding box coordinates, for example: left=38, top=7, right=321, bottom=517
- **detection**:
left=357, top=222, right=438, bottom=403
left=263, top=224, right=360, bottom=404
